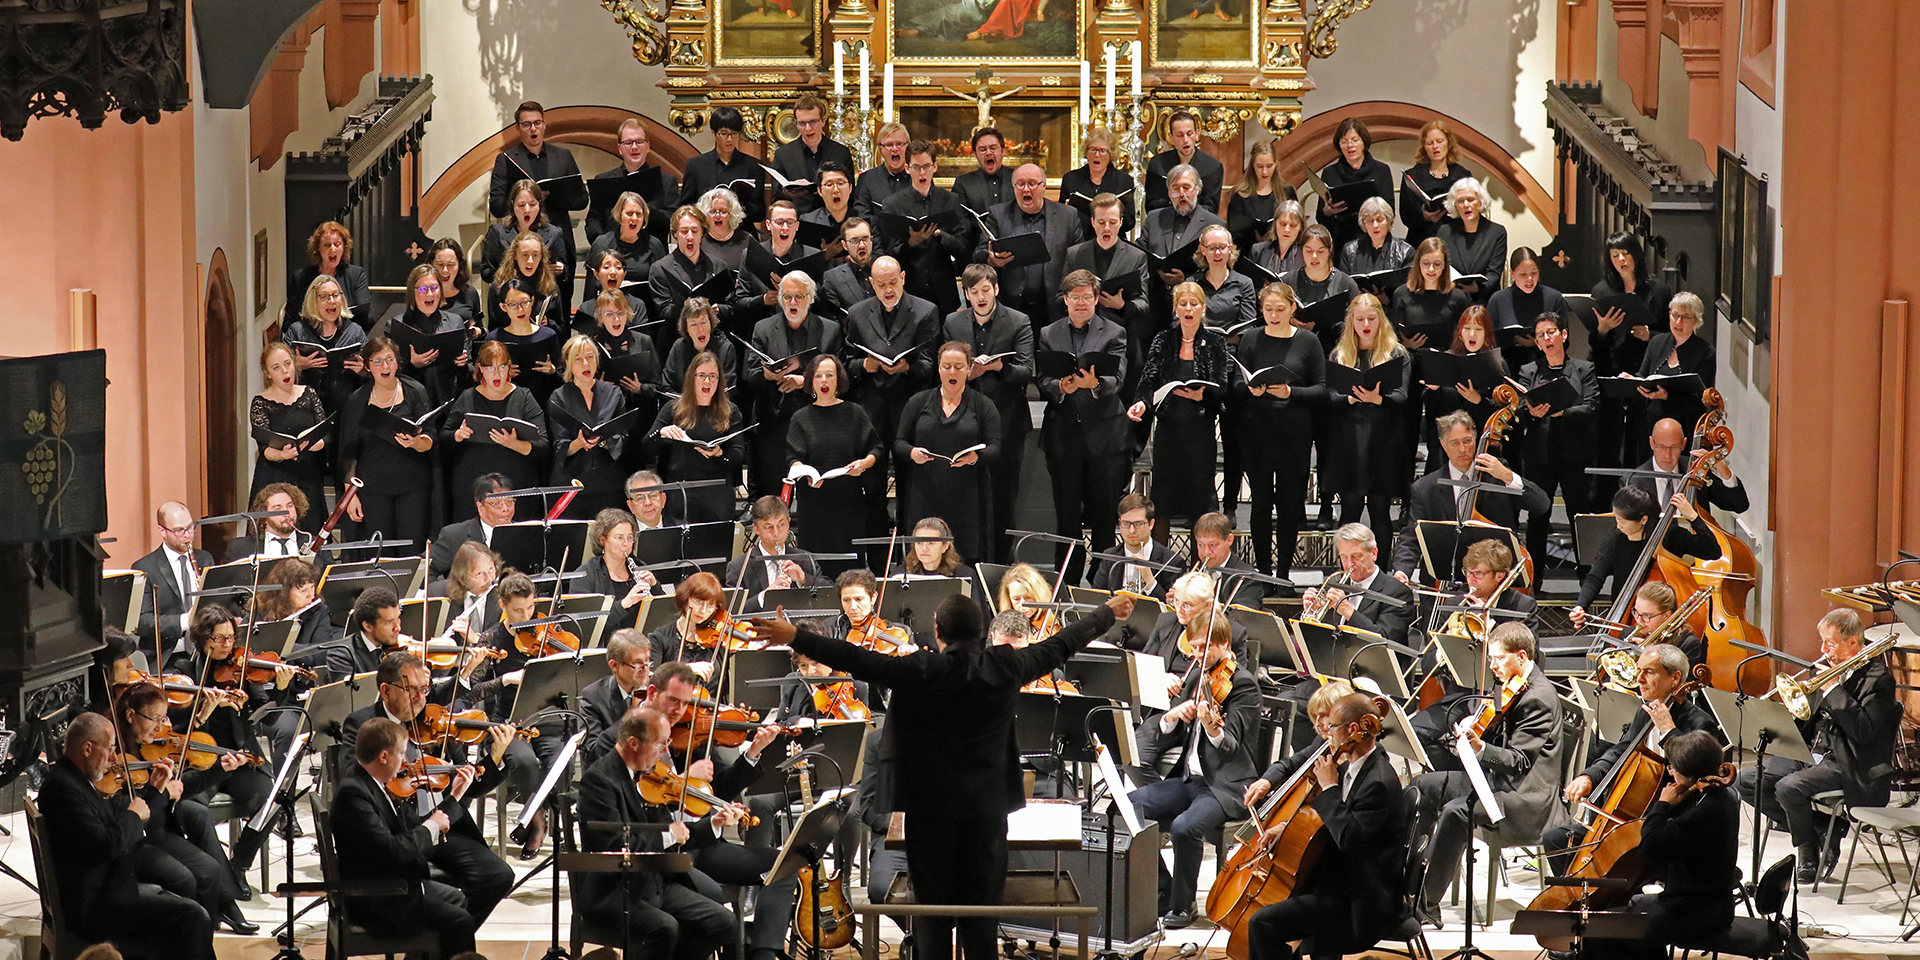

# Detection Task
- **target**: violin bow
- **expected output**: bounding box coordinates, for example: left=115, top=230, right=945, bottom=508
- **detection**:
left=871, top=527, right=900, bottom=635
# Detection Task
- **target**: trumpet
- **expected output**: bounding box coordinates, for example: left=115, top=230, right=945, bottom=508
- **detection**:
left=1302, top=571, right=1351, bottom=623
left=1595, top=648, right=1640, bottom=694
left=1768, top=633, right=1896, bottom=720
left=1647, top=587, right=1712, bottom=646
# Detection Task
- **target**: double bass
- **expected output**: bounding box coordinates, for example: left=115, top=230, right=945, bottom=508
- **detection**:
left=1680, top=391, right=1770, bottom=695
left=1456, top=384, right=1534, bottom=588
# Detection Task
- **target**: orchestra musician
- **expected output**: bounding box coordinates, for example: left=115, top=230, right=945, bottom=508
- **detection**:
left=1243, top=679, right=1355, bottom=807
left=624, top=469, right=673, bottom=534
left=223, top=484, right=313, bottom=560
left=429, top=473, right=515, bottom=582
left=751, top=591, right=1132, bottom=960
left=995, top=562, right=1053, bottom=633
left=437, top=542, right=501, bottom=641
left=1123, top=572, right=1249, bottom=683
left=1244, top=692, right=1408, bottom=960
left=329, top=716, right=491, bottom=958
left=579, top=628, right=652, bottom=765
left=1623, top=582, right=1705, bottom=667
left=1632, top=418, right=1751, bottom=514
left=162, top=608, right=280, bottom=822
left=1409, top=622, right=1564, bottom=926
left=1542, top=643, right=1719, bottom=875
left=1191, top=511, right=1275, bottom=604
left=1391, top=411, right=1551, bottom=583
left=1090, top=493, right=1181, bottom=601
left=1127, top=613, right=1260, bottom=928
left=831, top=567, right=915, bottom=655
left=1302, top=523, right=1416, bottom=644
left=133, top=500, right=214, bottom=654
left=647, top=572, right=732, bottom=682
left=577, top=509, right=663, bottom=619
left=779, top=649, right=872, bottom=721
left=324, top=586, right=405, bottom=682
left=575, top=704, right=737, bottom=960
left=1736, top=608, right=1900, bottom=884
left=724, top=496, right=827, bottom=598
left=1569, top=485, right=1721, bottom=630
left=39, top=713, right=216, bottom=960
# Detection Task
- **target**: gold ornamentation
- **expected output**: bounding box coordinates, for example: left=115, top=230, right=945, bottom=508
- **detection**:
left=1304, top=0, right=1376, bottom=61
left=670, top=37, right=708, bottom=66
left=747, top=73, right=785, bottom=83
left=667, top=77, right=708, bottom=87
left=1186, top=74, right=1224, bottom=83
left=670, top=106, right=710, bottom=135
left=1260, top=104, right=1300, bottom=136
left=1262, top=38, right=1300, bottom=68
left=911, top=76, right=934, bottom=85
left=1262, top=77, right=1305, bottom=89
left=601, top=0, right=671, bottom=65
left=21, top=380, right=72, bottom=524
left=1039, top=76, right=1062, bottom=86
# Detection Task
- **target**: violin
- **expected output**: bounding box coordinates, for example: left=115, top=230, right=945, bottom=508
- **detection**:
left=1021, top=675, right=1082, bottom=696
left=514, top=622, right=582, bottom=657
left=115, top=670, right=246, bottom=710
left=411, top=703, right=541, bottom=745
left=671, top=688, right=782, bottom=751
left=635, top=759, right=760, bottom=826
left=688, top=611, right=758, bottom=651
left=1204, top=655, right=1237, bottom=706
left=386, top=755, right=459, bottom=798
left=210, top=647, right=317, bottom=686
left=94, top=757, right=160, bottom=796
left=141, top=722, right=264, bottom=771
left=811, top=680, right=871, bottom=721
left=846, top=615, right=914, bottom=656
left=402, top=636, right=510, bottom=671
left=1460, top=672, right=1529, bottom=743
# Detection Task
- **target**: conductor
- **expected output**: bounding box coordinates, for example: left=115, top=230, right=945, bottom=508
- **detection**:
left=751, top=591, right=1137, bottom=960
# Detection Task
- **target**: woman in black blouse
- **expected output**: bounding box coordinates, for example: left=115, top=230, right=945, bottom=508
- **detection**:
left=486, top=277, right=564, bottom=404
left=1284, top=223, right=1360, bottom=355
left=482, top=179, right=571, bottom=315
left=1436, top=177, right=1505, bottom=303
left=1193, top=224, right=1256, bottom=518
left=340, top=337, right=437, bottom=547
left=443, top=340, right=545, bottom=520
left=644, top=352, right=748, bottom=524
left=589, top=291, right=662, bottom=470
left=896, top=342, right=1003, bottom=562
left=1128, top=282, right=1233, bottom=525
left=283, top=273, right=367, bottom=415
left=250, top=341, right=330, bottom=531
left=576, top=509, right=662, bottom=627
left=787, top=354, right=881, bottom=558
left=1226, top=141, right=1294, bottom=253
left=1421, top=305, right=1505, bottom=469
left=260, top=558, right=338, bottom=657
left=1629, top=291, right=1716, bottom=446
left=1569, top=484, right=1722, bottom=627
left=698, top=187, right=751, bottom=273
left=662, top=297, right=741, bottom=402
left=1059, top=127, right=1136, bottom=238
left=284, top=221, right=371, bottom=328
left=1400, top=120, right=1471, bottom=249
left=487, top=230, right=569, bottom=331
left=1248, top=199, right=1306, bottom=280
left=1236, top=282, right=1327, bottom=575
left=585, top=191, right=665, bottom=304
left=548, top=335, right=628, bottom=519
left=1485, top=247, right=1566, bottom=371
left=391, top=263, right=471, bottom=405
left=1389, top=238, right=1471, bottom=352
left=1339, top=196, right=1413, bottom=284
left=575, top=249, right=650, bottom=334
left=1587, top=233, right=1673, bottom=483
left=1324, top=294, right=1411, bottom=545
left=1314, top=118, right=1394, bottom=253
left=432, top=238, right=481, bottom=330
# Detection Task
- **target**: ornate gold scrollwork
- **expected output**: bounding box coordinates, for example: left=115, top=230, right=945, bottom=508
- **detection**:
left=1260, top=104, right=1301, bottom=136
left=669, top=105, right=710, bottom=135
left=1303, top=0, right=1376, bottom=61
left=601, top=0, right=671, bottom=65
left=669, top=37, right=708, bottom=66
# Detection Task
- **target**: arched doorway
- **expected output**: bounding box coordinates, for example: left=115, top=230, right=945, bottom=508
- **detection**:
left=203, top=250, right=241, bottom=561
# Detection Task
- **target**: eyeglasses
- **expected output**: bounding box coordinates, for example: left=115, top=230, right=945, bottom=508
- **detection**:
left=908, top=162, right=937, bottom=173
left=138, top=710, right=169, bottom=723
left=318, top=291, right=345, bottom=302
left=391, top=682, right=432, bottom=698
left=1119, top=519, right=1152, bottom=530
left=779, top=293, right=811, bottom=303
left=518, top=119, right=546, bottom=129
left=619, top=138, right=648, bottom=148
left=694, top=372, right=720, bottom=382
left=160, top=524, right=194, bottom=536
left=504, top=298, right=534, bottom=309
left=794, top=117, right=823, bottom=128
left=414, top=283, right=441, bottom=294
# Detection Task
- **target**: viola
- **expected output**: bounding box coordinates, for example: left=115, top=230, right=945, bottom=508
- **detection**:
left=811, top=680, right=871, bottom=721
left=635, top=759, right=760, bottom=825
left=116, top=670, right=246, bottom=710
left=671, top=688, right=776, bottom=751
left=514, top=622, right=582, bottom=657
left=411, top=703, right=540, bottom=745
left=1460, top=672, right=1529, bottom=742
left=401, top=636, right=509, bottom=671
left=1204, top=655, right=1237, bottom=706
left=140, top=724, right=263, bottom=771
left=94, top=757, right=159, bottom=796
left=210, top=647, right=317, bottom=686
left=386, top=755, right=459, bottom=798
left=846, top=615, right=914, bottom=656
left=1021, top=675, right=1082, bottom=696
left=688, top=611, right=758, bottom=651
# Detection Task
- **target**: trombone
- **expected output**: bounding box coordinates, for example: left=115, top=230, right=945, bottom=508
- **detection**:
left=1767, top=631, right=1897, bottom=720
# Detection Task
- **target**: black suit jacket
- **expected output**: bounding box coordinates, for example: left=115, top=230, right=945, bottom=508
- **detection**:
left=224, top=530, right=314, bottom=563
left=1391, top=463, right=1550, bottom=577
left=1141, top=663, right=1261, bottom=818
left=820, top=261, right=872, bottom=317
left=942, top=305, right=1035, bottom=428
left=952, top=167, right=1015, bottom=223
left=1062, top=239, right=1151, bottom=332
left=579, top=674, right=639, bottom=767
left=324, top=635, right=396, bottom=688
left=1516, top=357, right=1600, bottom=467
left=1629, top=458, right=1752, bottom=514
left=1303, top=747, right=1408, bottom=950
left=790, top=605, right=1116, bottom=820
left=575, top=748, right=716, bottom=912
left=132, top=545, right=215, bottom=649
left=1197, top=556, right=1272, bottom=607
left=1123, top=611, right=1251, bottom=681
left=1322, top=570, right=1416, bottom=645
left=1035, top=317, right=1130, bottom=459
left=1579, top=696, right=1718, bottom=784
left=877, top=186, right=969, bottom=315
left=972, top=199, right=1084, bottom=307
left=586, top=163, right=680, bottom=241
left=1144, top=149, right=1225, bottom=214
left=1089, top=540, right=1181, bottom=600
left=1802, top=658, right=1900, bottom=805
left=329, top=763, right=476, bottom=920
left=490, top=143, right=585, bottom=233
left=1476, top=662, right=1565, bottom=841
left=723, top=543, right=827, bottom=598
left=39, top=756, right=147, bottom=924
left=429, top=518, right=488, bottom=581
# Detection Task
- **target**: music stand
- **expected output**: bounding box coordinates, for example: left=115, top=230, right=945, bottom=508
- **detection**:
left=102, top=569, right=146, bottom=634
left=1372, top=692, right=1432, bottom=770
left=248, top=732, right=313, bottom=960
left=764, top=786, right=856, bottom=960
left=1062, top=649, right=1132, bottom=704
left=1510, top=903, right=1651, bottom=956
left=307, top=674, right=378, bottom=752
left=1431, top=629, right=1495, bottom=692
left=1225, top=604, right=1288, bottom=670
left=493, top=520, right=592, bottom=574
left=743, top=719, right=868, bottom=796
left=725, top=649, right=794, bottom=712
left=1701, top=685, right=1814, bottom=886
left=685, top=522, right=738, bottom=572
left=1415, top=518, right=1525, bottom=587
left=1015, top=691, right=1121, bottom=763
left=318, top=559, right=425, bottom=626
left=511, top=649, right=610, bottom=725
left=1574, top=679, right=1645, bottom=744
left=399, top=597, right=449, bottom=644
left=536, top=593, right=615, bottom=649
left=879, top=575, right=969, bottom=636
left=1572, top=514, right=1617, bottom=567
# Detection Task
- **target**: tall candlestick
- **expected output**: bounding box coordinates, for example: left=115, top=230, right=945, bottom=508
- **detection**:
left=834, top=41, right=846, bottom=97
left=1104, top=47, right=1116, bottom=112
left=1130, top=40, right=1142, bottom=98
left=1080, top=62, right=1090, bottom=127
left=883, top=63, right=894, bottom=123
left=859, top=47, right=870, bottom=112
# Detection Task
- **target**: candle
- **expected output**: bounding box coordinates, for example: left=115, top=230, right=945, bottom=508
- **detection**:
left=883, top=63, right=894, bottom=123
left=1104, top=46, right=1116, bottom=112
left=1130, top=40, right=1142, bottom=98
left=1079, top=62, right=1090, bottom=126
left=834, top=41, right=846, bottom=98
left=859, top=46, right=870, bottom=112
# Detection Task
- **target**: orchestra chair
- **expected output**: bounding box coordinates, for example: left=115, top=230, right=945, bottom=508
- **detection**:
left=1464, top=694, right=1585, bottom=927
left=309, top=795, right=444, bottom=960
left=24, top=795, right=164, bottom=960
left=1670, top=854, right=1792, bottom=960
left=1821, top=792, right=1920, bottom=905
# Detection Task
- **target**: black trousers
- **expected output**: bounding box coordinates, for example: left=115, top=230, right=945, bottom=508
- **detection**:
left=988, top=424, right=1029, bottom=564
left=1245, top=893, right=1352, bottom=960
left=693, top=838, right=796, bottom=959
left=180, top=764, right=273, bottom=824
left=1247, top=460, right=1310, bottom=575
left=359, top=487, right=432, bottom=549
left=615, top=877, right=745, bottom=960
left=94, top=882, right=216, bottom=960
left=352, top=880, right=476, bottom=958
left=145, top=818, right=241, bottom=914
left=1129, top=774, right=1230, bottom=913
left=1338, top=495, right=1394, bottom=555
left=1410, top=770, right=1492, bottom=909
left=1542, top=821, right=1583, bottom=877
left=1737, top=755, right=1850, bottom=847
left=1048, top=450, right=1124, bottom=585
left=904, top=814, right=1010, bottom=960
left=1524, top=454, right=1592, bottom=565
left=430, top=832, right=515, bottom=925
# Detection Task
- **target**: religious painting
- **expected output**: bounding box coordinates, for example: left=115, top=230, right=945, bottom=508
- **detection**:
left=890, top=0, right=1082, bottom=63
left=1150, top=0, right=1257, bottom=65
left=714, top=0, right=819, bottom=64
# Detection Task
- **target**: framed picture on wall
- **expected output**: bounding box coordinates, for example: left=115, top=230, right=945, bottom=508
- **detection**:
left=1715, top=148, right=1771, bottom=343
left=252, top=229, right=269, bottom=317
left=890, top=0, right=1083, bottom=64
left=714, top=0, right=819, bottom=65
left=1149, top=0, right=1257, bottom=67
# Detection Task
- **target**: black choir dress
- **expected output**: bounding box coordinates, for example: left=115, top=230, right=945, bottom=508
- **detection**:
left=1323, top=347, right=1413, bottom=498
left=1313, top=153, right=1394, bottom=252
left=442, top=284, right=482, bottom=330
left=441, top=386, right=546, bottom=520
left=1226, top=191, right=1283, bottom=254
left=786, top=400, right=882, bottom=557
left=585, top=230, right=666, bottom=304
left=339, top=375, right=438, bottom=548
left=1636, top=332, right=1716, bottom=439
left=486, top=325, right=565, bottom=409
left=662, top=336, right=742, bottom=401
left=281, top=317, right=367, bottom=415
left=894, top=388, right=1002, bottom=563
left=1437, top=219, right=1507, bottom=304
left=390, top=306, right=472, bottom=405
left=249, top=389, right=331, bottom=531
left=595, top=327, right=663, bottom=471
left=1235, top=329, right=1327, bottom=574
left=1399, top=162, right=1470, bottom=249
left=643, top=403, right=748, bottom=524
left=1485, top=282, right=1567, bottom=371
left=547, top=380, right=628, bottom=520
left=1137, top=329, right=1233, bottom=524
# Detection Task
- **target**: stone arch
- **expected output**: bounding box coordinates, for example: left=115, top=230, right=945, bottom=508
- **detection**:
left=203, top=249, right=242, bottom=562
left=1274, top=102, right=1557, bottom=232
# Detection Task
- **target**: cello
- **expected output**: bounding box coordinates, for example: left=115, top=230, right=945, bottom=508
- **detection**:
left=1456, top=384, right=1534, bottom=588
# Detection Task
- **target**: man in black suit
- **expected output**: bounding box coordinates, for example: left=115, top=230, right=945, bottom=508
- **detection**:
left=1543, top=642, right=1720, bottom=874
left=1245, top=693, right=1408, bottom=960
left=1302, top=522, right=1416, bottom=644
left=133, top=500, right=215, bottom=654
left=430, top=472, right=514, bottom=581
left=820, top=217, right=877, bottom=316
left=1144, top=111, right=1224, bottom=215
left=679, top=106, right=765, bottom=227
left=1128, top=613, right=1261, bottom=927
left=951, top=127, right=1015, bottom=219
left=328, top=716, right=486, bottom=957
left=1062, top=193, right=1152, bottom=367
left=580, top=628, right=650, bottom=766
left=723, top=496, right=827, bottom=599
left=1038, top=270, right=1130, bottom=586
left=576, top=704, right=739, bottom=960
left=852, top=122, right=913, bottom=219
left=324, top=586, right=406, bottom=683
left=973, top=163, right=1084, bottom=327
left=752, top=590, right=1135, bottom=960
left=877, top=140, right=970, bottom=315
left=39, top=714, right=215, bottom=960
left=1193, top=511, right=1278, bottom=604
left=731, top=200, right=825, bottom=335
left=1091, top=493, right=1181, bottom=600
left=1517, top=311, right=1601, bottom=564
left=1141, top=163, right=1226, bottom=308
left=1409, top=623, right=1565, bottom=925
left=490, top=100, right=586, bottom=267
left=1391, top=411, right=1552, bottom=582
left=773, top=95, right=855, bottom=215
left=223, top=483, right=313, bottom=561
left=586, top=117, right=680, bottom=242
left=846, top=255, right=940, bottom=503
left=945, top=264, right=1035, bottom=563
left=1737, top=607, right=1900, bottom=883
left=1632, top=417, right=1751, bottom=515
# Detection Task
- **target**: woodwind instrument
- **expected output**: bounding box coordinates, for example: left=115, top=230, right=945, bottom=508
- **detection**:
left=312, top=476, right=364, bottom=551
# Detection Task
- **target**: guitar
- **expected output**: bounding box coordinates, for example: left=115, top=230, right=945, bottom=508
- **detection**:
left=792, top=741, right=855, bottom=949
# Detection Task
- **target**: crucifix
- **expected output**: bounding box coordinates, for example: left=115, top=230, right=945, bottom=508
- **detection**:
left=944, top=68, right=1025, bottom=134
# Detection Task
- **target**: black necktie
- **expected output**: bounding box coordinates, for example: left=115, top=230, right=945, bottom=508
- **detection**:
left=176, top=552, right=193, bottom=602
left=274, top=536, right=292, bottom=556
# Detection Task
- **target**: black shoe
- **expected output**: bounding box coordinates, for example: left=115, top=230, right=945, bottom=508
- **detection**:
left=1821, top=830, right=1846, bottom=878
left=219, top=905, right=260, bottom=935
left=231, top=869, right=253, bottom=901
left=1795, top=844, right=1820, bottom=884
left=1159, top=908, right=1195, bottom=929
